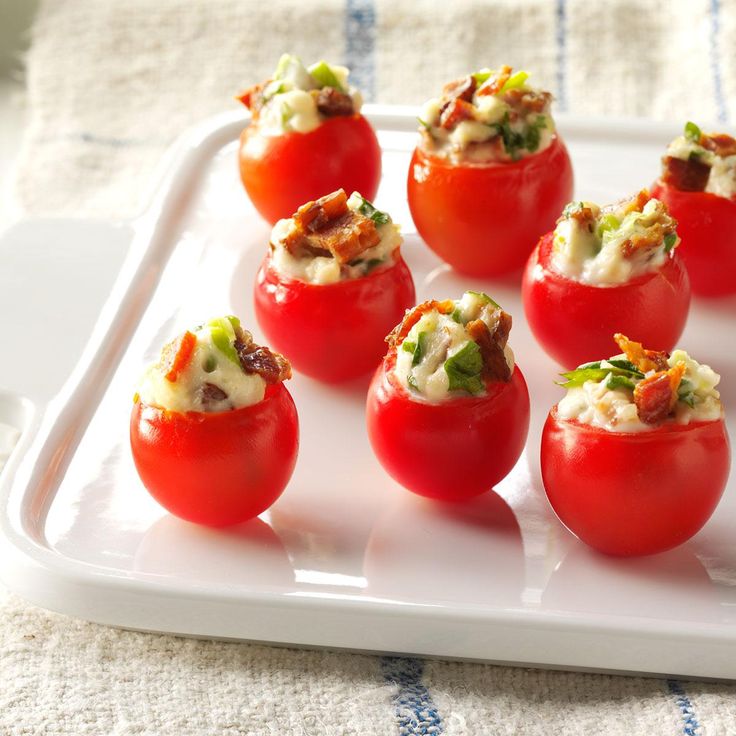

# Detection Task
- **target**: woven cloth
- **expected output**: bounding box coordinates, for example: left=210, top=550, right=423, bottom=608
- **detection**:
left=6, top=0, right=736, bottom=733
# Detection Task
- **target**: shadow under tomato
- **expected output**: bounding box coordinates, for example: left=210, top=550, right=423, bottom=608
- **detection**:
left=133, top=514, right=295, bottom=588
left=363, top=490, right=524, bottom=607
left=541, top=541, right=721, bottom=623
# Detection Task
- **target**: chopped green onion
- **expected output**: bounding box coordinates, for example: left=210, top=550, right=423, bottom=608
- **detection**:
left=281, top=102, right=293, bottom=127
left=689, top=150, right=702, bottom=161
left=356, top=195, right=391, bottom=225
left=466, top=290, right=501, bottom=309
left=308, top=60, right=343, bottom=91
left=501, top=70, right=529, bottom=92
left=450, top=307, right=464, bottom=324
left=208, top=317, right=240, bottom=366
left=597, top=214, right=621, bottom=238
left=559, top=359, right=643, bottom=388
left=472, top=69, right=493, bottom=85
left=445, top=341, right=484, bottom=395
left=663, top=233, right=678, bottom=252
left=524, top=125, right=541, bottom=153
left=203, top=354, right=217, bottom=373
left=562, top=201, right=586, bottom=218
left=678, top=379, right=696, bottom=407
left=417, top=117, right=431, bottom=130
left=684, top=121, right=702, bottom=142
left=402, top=340, right=416, bottom=354
left=605, top=374, right=636, bottom=391
left=412, top=332, right=428, bottom=367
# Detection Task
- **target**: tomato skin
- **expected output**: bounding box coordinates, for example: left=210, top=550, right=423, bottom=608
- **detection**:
left=254, top=254, right=416, bottom=383
left=366, top=355, right=530, bottom=500
left=130, top=383, right=299, bottom=527
left=651, top=180, right=736, bottom=297
left=541, top=409, right=731, bottom=556
left=522, top=231, right=691, bottom=368
left=239, top=115, right=382, bottom=224
left=406, top=136, right=573, bottom=277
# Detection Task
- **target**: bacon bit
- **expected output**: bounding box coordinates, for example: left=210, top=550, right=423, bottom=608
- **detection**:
left=661, top=155, right=711, bottom=192
left=466, top=311, right=512, bottom=383
left=634, top=362, right=686, bottom=424
left=235, top=82, right=265, bottom=112
left=620, top=226, right=668, bottom=258
left=613, top=333, right=670, bottom=373
left=198, top=382, right=229, bottom=409
left=284, top=190, right=381, bottom=264
left=476, top=65, right=512, bottom=96
left=622, top=189, right=651, bottom=215
left=502, top=87, right=551, bottom=113
left=701, top=132, right=736, bottom=158
left=386, top=300, right=455, bottom=347
left=235, top=338, right=291, bottom=384
left=439, top=98, right=474, bottom=130
left=313, top=87, right=354, bottom=117
left=161, top=330, right=197, bottom=383
left=565, top=204, right=598, bottom=231
left=441, top=75, right=477, bottom=103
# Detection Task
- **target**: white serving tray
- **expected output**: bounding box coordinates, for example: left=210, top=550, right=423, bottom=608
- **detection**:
left=1, top=107, right=735, bottom=679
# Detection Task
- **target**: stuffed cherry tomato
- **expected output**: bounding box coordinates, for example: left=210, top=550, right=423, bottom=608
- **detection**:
left=130, top=316, right=298, bottom=527
left=366, top=292, right=530, bottom=500
left=542, top=334, right=730, bottom=556
left=254, top=189, right=415, bottom=382
left=237, top=54, right=381, bottom=224
left=651, top=121, right=736, bottom=297
left=522, top=190, right=690, bottom=368
left=407, top=66, right=573, bottom=277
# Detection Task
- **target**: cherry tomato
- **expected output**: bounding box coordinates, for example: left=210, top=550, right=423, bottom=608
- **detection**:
left=407, top=136, right=573, bottom=277
left=651, top=181, right=736, bottom=297
left=522, top=232, right=691, bottom=368
left=130, top=383, right=299, bottom=527
left=254, top=254, right=416, bottom=383
left=366, top=351, right=530, bottom=501
left=541, top=408, right=730, bottom=556
left=239, top=115, right=382, bottom=224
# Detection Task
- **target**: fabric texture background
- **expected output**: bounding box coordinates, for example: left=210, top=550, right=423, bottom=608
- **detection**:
left=6, top=0, right=736, bottom=733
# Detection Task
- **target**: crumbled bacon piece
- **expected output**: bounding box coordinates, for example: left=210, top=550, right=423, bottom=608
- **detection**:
left=564, top=204, right=598, bottom=232
left=634, top=362, right=685, bottom=424
left=620, top=226, right=668, bottom=258
left=622, top=189, right=651, bottom=215
left=441, top=75, right=477, bottom=103
left=614, top=334, right=670, bottom=373
left=701, top=132, right=736, bottom=158
left=439, top=98, right=474, bottom=130
left=283, top=189, right=381, bottom=264
left=502, top=87, right=551, bottom=114
left=476, top=65, right=513, bottom=96
left=236, top=82, right=266, bottom=114
left=314, top=87, right=354, bottom=117
left=235, top=338, right=291, bottom=384
left=466, top=310, right=513, bottom=383
left=161, top=330, right=197, bottom=383
left=198, top=382, right=229, bottom=410
left=386, top=300, right=455, bottom=347
left=661, top=155, right=711, bottom=192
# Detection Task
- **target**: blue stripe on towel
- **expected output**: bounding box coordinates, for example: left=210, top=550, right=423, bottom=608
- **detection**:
left=555, top=0, right=568, bottom=111
left=381, top=657, right=443, bottom=735
left=667, top=679, right=701, bottom=736
left=709, top=0, right=728, bottom=123
left=345, top=0, right=376, bottom=102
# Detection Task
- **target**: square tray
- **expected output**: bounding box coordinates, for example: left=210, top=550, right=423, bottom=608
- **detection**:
left=1, top=107, right=735, bottom=679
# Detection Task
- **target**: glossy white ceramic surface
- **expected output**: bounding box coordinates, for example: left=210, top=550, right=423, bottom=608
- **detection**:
left=1, top=109, right=735, bottom=678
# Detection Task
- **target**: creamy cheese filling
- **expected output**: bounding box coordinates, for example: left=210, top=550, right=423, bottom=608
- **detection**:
left=666, top=135, right=736, bottom=199
left=419, top=68, right=556, bottom=163
left=269, top=192, right=402, bottom=285
left=557, top=350, right=722, bottom=432
left=255, top=55, right=363, bottom=135
left=394, top=292, right=515, bottom=403
left=551, top=197, right=679, bottom=285
left=138, top=324, right=266, bottom=414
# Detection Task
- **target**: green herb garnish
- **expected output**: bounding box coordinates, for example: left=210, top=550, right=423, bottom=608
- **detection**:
left=208, top=317, right=240, bottom=366
left=684, top=121, right=702, bottom=142
left=597, top=213, right=621, bottom=238
left=501, top=70, right=529, bottom=92
left=445, top=341, right=484, bottom=395
left=678, top=379, right=696, bottom=407
left=664, top=233, right=678, bottom=253
left=559, top=359, right=643, bottom=388
left=356, top=195, right=391, bottom=225
left=466, top=291, right=501, bottom=309
left=605, top=374, right=636, bottom=391
left=308, top=60, right=344, bottom=91
left=418, top=117, right=431, bottom=130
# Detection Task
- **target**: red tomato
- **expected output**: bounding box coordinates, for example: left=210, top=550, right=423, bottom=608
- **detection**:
left=254, top=254, right=416, bottom=383
left=130, top=383, right=299, bottom=527
left=366, top=352, right=530, bottom=501
left=541, top=408, right=731, bottom=556
left=239, top=115, right=382, bottom=224
left=407, top=136, right=573, bottom=277
left=651, top=180, right=736, bottom=297
left=522, top=232, right=691, bottom=369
